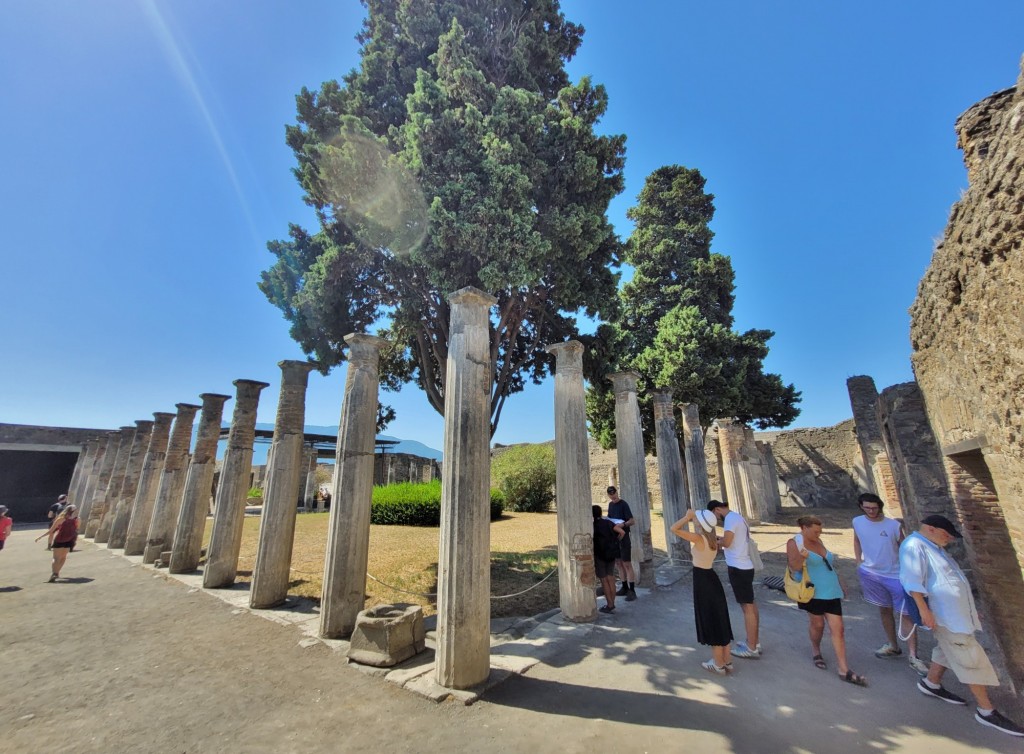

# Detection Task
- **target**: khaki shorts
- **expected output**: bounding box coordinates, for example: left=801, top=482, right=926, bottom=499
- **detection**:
left=931, top=625, right=998, bottom=686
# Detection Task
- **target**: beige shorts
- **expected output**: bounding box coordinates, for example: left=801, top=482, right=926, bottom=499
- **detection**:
left=931, top=626, right=998, bottom=686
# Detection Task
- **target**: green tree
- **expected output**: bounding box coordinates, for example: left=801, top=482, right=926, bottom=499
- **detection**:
left=491, top=444, right=556, bottom=512
left=585, top=166, right=800, bottom=449
left=260, top=1, right=625, bottom=433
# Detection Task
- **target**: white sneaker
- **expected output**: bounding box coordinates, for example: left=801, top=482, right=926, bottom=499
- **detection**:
left=732, top=642, right=762, bottom=659
left=908, top=655, right=929, bottom=674
left=874, top=642, right=902, bottom=658
left=702, top=660, right=727, bottom=675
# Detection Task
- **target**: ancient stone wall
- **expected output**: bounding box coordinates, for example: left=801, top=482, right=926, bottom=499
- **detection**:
left=755, top=420, right=862, bottom=508
left=909, top=59, right=1024, bottom=695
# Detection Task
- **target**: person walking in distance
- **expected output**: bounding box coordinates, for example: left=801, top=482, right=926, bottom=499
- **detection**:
left=605, top=486, right=637, bottom=601
left=902, top=515, right=1024, bottom=737
left=46, top=494, right=67, bottom=550
left=592, top=505, right=626, bottom=614
left=0, top=506, right=12, bottom=552
left=852, top=493, right=927, bottom=673
left=707, top=500, right=761, bottom=658
left=36, top=504, right=80, bottom=582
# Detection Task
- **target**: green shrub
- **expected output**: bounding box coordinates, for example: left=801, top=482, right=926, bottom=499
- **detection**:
left=491, top=444, right=556, bottom=512
left=370, top=479, right=504, bottom=526
left=246, top=486, right=263, bottom=500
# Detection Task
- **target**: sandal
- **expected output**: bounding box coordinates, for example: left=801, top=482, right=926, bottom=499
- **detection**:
left=840, top=669, right=868, bottom=687
left=812, top=654, right=827, bottom=670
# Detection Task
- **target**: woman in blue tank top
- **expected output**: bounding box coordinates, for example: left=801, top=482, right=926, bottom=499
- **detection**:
left=787, top=515, right=867, bottom=686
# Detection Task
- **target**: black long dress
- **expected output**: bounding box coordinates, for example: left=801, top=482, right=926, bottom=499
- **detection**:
left=692, top=541, right=733, bottom=647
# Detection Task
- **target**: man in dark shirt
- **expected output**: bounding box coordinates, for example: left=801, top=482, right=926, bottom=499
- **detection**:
left=606, top=486, right=637, bottom=601
left=47, top=494, right=67, bottom=550
left=593, top=505, right=626, bottom=614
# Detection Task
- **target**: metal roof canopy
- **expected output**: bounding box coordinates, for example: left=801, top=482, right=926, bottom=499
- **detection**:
left=217, top=428, right=400, bottom=460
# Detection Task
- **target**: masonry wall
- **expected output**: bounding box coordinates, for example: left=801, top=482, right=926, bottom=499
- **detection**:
left=755, top=420, right=863, bottom=508
left=909, top=59, right=1024, bottom=695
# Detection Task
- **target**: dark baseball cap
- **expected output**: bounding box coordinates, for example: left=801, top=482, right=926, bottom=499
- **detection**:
left=706, top=500, right=728, bottom=511
left=921, top=515, right=962, bottom=538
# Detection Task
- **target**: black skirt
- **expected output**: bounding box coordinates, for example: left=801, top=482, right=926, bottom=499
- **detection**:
left=693, top=567, right=733, bottom=647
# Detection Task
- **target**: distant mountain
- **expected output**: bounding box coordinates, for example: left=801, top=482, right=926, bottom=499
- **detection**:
left=238, top=423, right=443, bottom=464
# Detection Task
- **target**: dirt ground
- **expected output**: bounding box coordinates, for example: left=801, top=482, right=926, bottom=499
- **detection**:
left=2, top=517, right=1021, bottom=754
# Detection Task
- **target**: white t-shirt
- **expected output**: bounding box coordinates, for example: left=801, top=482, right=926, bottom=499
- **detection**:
left=723, top=510, right=753, bottom=569
left=852, top=515, right=902, bottom=576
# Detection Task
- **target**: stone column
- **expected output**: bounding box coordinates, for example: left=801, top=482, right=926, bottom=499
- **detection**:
left=204, top=380, right=269, bottom=588
left=436, top=287, right=495, bottom=690
left=607, top=371, right=654, bottom=587
left=124, top=412, right=176, bottom=556
left=250, top=360, right=319, bottom=609
left=79, top=432, right=117, bottom=530
left=92, top=426, right=137, bottom=542
left=65, top=441, right=92, bottom=506
left=546, top=340, right=597, bottom=622
left=321, top=334, right=385, bottom=638
left=143, top=403, right=201, bottom=564
left=756, top=440, right=784, bottom=517
left=680, top=403, right=712, bottom=509
left=169, top=393, right=231, bottom=573
left=715, top=418, right=752, bottom=519
left=847, top=375, right=903, bottom=507
left=107, top=419, right=155, bottom=549
left=652, top=391, right=690, bottom=563
left=302, top=446, right=317, bottom=512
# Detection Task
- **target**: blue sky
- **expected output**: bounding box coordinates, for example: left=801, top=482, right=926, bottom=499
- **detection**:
left=2, top=1, right=1022, bottom=452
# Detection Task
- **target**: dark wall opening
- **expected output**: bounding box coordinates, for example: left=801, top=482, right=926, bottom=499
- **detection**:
left=0, top=450, right=78, bottom=522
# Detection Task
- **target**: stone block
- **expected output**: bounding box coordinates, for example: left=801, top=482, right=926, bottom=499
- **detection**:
left=346, top=603, right=425, bottom=668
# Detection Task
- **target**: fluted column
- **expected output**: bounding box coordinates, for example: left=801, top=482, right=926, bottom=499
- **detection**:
left=204, top=380, right=269, bottom=588
left=107, top=419, right=155, bottom=549
left=680, top=403, right=712, bottom=509
left=302, top=446, right=317, bottom=512
left=169, top=393, right=231, bottom=573
left=547, top=340, right=597, bottom=622
left=143, top=403, right=201, bottom=564
left=79, top=432, right=117, bottom=530
left=124, top=412, right=176, bottom=555
left=65, top=441, right=93, bottom=507
left=653, top=391, right=690, bottom=562
left=92, top=426, right=137, bottom=542
left=250, top=360, right=319, bottom=608
left=607, top=371, right=654, bottom=587
left=716, top=418, right=755, bottom=521
left=436, top=287, right=495, bottom=690
left=320, top=334, right=386, bottom=638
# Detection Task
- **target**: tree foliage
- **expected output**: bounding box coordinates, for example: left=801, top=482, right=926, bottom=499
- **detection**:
left=585, top=166, right=800, bottom=449
left=491, top=443, right=556, bottom=512
left=260, top=1, right=625, bottom=433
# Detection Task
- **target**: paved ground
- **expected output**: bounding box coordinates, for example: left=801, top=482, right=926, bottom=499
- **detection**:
left=2, top=523, right=1022, bottom=754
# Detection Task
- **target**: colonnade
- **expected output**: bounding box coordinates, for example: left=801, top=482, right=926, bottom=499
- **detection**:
left=60, top=284, right=780, bottom=692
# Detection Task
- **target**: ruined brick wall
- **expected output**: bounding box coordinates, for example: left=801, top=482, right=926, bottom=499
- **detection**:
left=909, top=59, right=1024, bottom=695
left=756, top=420, right=863, bottom=508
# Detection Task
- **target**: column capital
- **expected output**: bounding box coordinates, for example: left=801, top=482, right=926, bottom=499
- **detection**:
left=134, top=419, right=154, bottom=431
left=198, top=393, right=232, bottom=405
left=448, top=286, right=497, bottom=308
left=607, top=371, right=640, bottom=395
left=546, top=340, right=584, bottom=370
left=153, top=412, right=177, bottom=423
left=344, top=333, right=387, bottom=363
left=651, top=390, right=675, bottom=420
left=118, top=425, right=135, bottom=434
left=277, top=360, right=320, bottom=386
left=175, top=403, right=202, bottom=414
left=232, top=378, right=271, bottom=390
left=715, top=417, right=736, bottom=429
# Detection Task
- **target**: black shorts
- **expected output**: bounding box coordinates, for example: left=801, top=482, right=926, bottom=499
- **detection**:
left=52, top=539, right=76, bottom=550
left=595, top=558, right=616, bottom=579
left=799, top=598, right=843, bottom=617
left=727, top=566, right=755, bottom=604
left=617, top=535, right=632, bottom=561
left=0, top=539, right=5, bottom=551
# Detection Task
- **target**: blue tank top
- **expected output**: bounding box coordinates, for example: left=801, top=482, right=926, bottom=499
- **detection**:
left=802, top=549, right=842, bottom=600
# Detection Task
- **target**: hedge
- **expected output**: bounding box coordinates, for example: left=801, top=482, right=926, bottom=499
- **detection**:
left=370, top=479, right=505, bottom=526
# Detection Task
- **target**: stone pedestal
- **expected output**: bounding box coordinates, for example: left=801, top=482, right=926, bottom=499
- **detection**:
left=680, top=403, right=712, bottom=509
left=546, top=340, right=597, bottom=622
left=320, top=334, right=385, bottom=638
left=250, top=360, right=319, bottom=609
left=124, top=413, right=176, bottom=556
left=347, top=604, right=426, bottom=668
left=435, top=287, right=495, bottom=690
left=204, top=379, right=269, bottom=588
left=607, top=371, right=654, bottom=587
left=169, top=393, right=231, bottom=573
left=93, top=426, right=137, bottom=542
left=107, top=419, right=155, bottom=549
left=653, top=391, right=690, bottom=562
left=79, top=432, right=118, bottom=531
left=143, top=404, right=201, bottom=564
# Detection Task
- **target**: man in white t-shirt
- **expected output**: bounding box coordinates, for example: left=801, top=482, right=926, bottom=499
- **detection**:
left=852, top=492, right=926, bottom=673
left=708, top=500, right=761, bottom=659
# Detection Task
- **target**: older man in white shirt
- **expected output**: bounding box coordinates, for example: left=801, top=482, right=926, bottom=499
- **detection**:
left=900, top=515, right=1023, bottom=737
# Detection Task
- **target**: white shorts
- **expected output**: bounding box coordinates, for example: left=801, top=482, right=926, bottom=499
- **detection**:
left=931, top=625, right=998, bottom=686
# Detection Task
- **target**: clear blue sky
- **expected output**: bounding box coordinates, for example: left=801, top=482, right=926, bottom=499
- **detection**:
left=2, top=1, right=1022, bottom=452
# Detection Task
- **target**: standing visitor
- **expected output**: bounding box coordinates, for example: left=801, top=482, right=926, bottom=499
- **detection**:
left=852, top=492, right=927, bottom=673
left=592, top=505, right=626, bottom=614
left=787, top=515, right=867, bottom=686
left=672, top=508, right=733, bottom=675
left=0, top=505, right=12, bottom=551
left=47, top=494, right=67, bottom=550
left=901, top=515, right=1023, bottom=737
left=36, top=504, right=80, bottom=582
left=606, top=486, right=637, bottom=601
left=707, top=500, right=761, bottom=658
